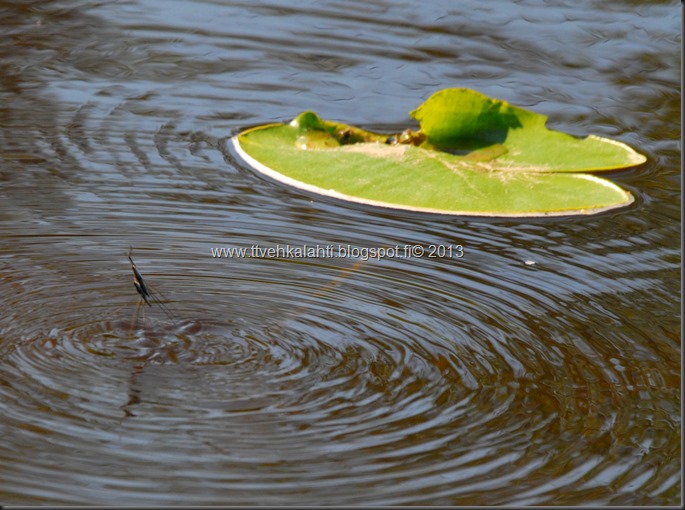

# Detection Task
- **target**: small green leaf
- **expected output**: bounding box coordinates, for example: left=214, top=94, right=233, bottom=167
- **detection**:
left=410, top=88, right=646, bottom=172
left=234, top=88, right=645, bottom=217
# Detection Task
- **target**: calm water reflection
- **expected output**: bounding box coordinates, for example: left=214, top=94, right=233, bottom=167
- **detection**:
left=0, top=0, right=680, bottom=505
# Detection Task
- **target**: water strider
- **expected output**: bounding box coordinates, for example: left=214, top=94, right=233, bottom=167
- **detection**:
left=127, top=246, right=175, bottom=322
left=128, top=247, right=153, bottom=307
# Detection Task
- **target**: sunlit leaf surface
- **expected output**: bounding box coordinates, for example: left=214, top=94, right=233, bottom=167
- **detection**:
left=234, top=88, right=645, bottom=217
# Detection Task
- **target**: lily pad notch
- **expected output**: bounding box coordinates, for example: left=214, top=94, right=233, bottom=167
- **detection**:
left=233, top=88, right=646, bottom=217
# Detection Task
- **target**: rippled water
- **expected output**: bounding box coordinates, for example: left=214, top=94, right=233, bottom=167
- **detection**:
left=0, top=0, right=680, bottom=505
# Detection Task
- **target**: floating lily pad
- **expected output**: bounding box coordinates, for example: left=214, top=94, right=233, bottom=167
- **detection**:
left=233, top=88, right=645, bottom=217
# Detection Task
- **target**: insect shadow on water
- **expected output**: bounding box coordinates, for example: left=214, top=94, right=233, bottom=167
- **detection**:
left=122, top=247, right=180, bottom=418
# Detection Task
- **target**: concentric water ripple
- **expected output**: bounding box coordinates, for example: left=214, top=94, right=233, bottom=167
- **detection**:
left=1, top=237, right=679, bottom=505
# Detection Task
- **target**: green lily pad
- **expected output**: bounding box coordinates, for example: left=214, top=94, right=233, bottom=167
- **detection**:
left=233, top=88, right=645, bottom=217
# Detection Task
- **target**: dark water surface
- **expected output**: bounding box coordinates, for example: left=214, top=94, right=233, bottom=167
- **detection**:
left=0, top=0, right=680, bottom=505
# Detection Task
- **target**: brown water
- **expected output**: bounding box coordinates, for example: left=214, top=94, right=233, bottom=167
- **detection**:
left=0, top=0, right=680, bottom=506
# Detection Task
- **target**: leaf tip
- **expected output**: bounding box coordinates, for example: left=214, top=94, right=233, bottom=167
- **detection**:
left=290, top=111, right=325, bottom=131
